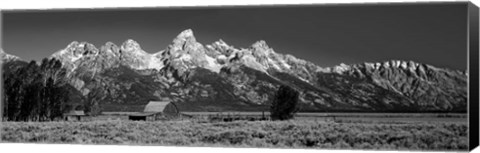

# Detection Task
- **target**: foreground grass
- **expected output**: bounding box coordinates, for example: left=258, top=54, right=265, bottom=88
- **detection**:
left=1, top=120, right=468, bottom=151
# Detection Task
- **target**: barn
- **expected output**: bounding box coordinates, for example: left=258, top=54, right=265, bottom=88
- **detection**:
left=64, top=110, right=86, bottom=121
left=128, top=100, right=179, bottom=121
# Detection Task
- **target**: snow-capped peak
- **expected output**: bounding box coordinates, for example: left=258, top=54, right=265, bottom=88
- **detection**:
left=46, top=30, right=316, bottom=81
left=252, top=40, right=268, bottom=47
left=121, top=39, right=142, bottom=52
left=51, top=41, right=99, bottom=63
left=177, top=29, right=194, bottom=39
left=0, top=48, right=21, bottom=62
left=66, top=41, right=80, bottom=48
left=214, top=39, right=230, bottom=48
left=101, top=42, right=120, bottom=55
left=324, top=60, right=445, bottom=77
left=332, top=63, right=351, bottom=74
left=174, top=29, right=196, bottom=43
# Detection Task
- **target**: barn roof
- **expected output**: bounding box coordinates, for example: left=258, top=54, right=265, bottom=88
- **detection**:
left=65, top=110, right=85, bottom=116
left=144, top=100, right=172, bottom=113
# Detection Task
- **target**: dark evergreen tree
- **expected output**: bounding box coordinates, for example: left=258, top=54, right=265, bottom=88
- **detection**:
left=270, top=85, right=300, bottom=121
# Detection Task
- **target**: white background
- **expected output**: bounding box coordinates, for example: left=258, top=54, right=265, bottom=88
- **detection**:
left=0, top=0, right=479, bottom=153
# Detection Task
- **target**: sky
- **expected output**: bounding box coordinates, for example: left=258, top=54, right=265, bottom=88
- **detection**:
left=1, top=2, right=469, bottom=70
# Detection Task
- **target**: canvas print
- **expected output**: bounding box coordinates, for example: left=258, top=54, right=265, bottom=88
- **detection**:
left=0, top=2, right=478, bottom=151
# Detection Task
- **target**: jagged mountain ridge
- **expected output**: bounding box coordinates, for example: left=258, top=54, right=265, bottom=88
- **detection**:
left=49, top=29, right=322, bottom=82
left=327, top=60, right=467, bottom=111
left=0, top=49, right=25, bottom=74
left=0, top=49, right=21, bottom=63
left=1, top=29, right=468, bottom=112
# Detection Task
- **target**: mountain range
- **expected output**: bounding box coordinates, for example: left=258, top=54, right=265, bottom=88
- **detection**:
left=1, top=29, right=468, bottom=112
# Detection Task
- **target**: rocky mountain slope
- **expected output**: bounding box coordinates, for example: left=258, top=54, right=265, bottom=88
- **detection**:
left=1, top=29, right=468, bottom=112
left=0, top=49, right=21, bottom=63
left=1, top=49, right=26, bottom=74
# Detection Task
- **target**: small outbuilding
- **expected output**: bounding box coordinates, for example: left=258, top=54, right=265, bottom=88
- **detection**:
left=64, top=110, right=86, bottom=121
left=128, top=100, right=180, bottom=121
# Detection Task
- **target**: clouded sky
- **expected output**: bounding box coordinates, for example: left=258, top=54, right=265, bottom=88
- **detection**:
left=2, top=2, right=468, bottom=70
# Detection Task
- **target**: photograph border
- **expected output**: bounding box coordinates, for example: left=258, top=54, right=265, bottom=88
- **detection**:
left=1, top=1, right=479, bottom=153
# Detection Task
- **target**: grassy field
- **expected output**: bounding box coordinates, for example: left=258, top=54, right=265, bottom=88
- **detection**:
left=182, top=112, right=467, bottom=123
left=1, top=119, right=468, bottom=151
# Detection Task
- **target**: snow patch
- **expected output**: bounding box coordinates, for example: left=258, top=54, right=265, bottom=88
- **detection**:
left=179, top=54, right=192, bottom=61
left=70, top=55, right=82, bottom=62
left=204, top=55, right=222, bottom=73
left=242, top=55, right=267, bottom=73
left=205, top=55, right=217, bottom=67
left=374, top=63, right=381, bottom=69
left=400, top=61, right=408, bottom=69
left=332, top=63, right=351, bottom=74
left=280, top=60, right=291, bottom=69
left=146, top=56, right=164, bottom=70
left=298, top=77, right=310, bottom=83
left=268, top=58, right=281, bottom=70
left=205, top=45, right=214, bottom=50
left=228, top=50, right=240, bottom=60
left=217, top=55, right=227, bottom=62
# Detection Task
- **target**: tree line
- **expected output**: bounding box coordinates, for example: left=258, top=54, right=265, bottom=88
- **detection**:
left=2, top=58, right=71, bottom=121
